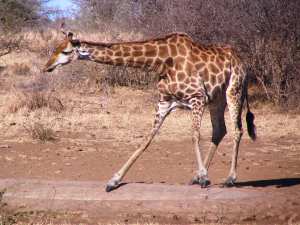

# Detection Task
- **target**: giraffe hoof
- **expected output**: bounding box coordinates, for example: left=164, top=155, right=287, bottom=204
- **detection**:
left=190, top=177, right=211, bottom=188
left=105, top=176, right=121, bottom=192
left=223, top=177, right=236, bottom=187
left=105, top=184, right=118, bottom=192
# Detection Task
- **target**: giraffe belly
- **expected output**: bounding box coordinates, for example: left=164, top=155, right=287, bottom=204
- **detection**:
left=170, top=100, right=193, bottom=111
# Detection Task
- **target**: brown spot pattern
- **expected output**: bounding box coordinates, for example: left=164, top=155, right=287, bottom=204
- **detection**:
left=216, top=57, right=224, bottom=70
left=217, top=74, right=224, bottom=84
left=115, top=51, right=122, bottom=57
left=174, top=56, right=185, bottom=71
left=114, top=58, right=124, bottom=65
left=201, top=68, right=209, bottom=82
left=210, top=74, right=216, bottom=86
left=176, top=91, right=184, bottom=98
left=132, top=45, right=143, bottom=51
left=124, top=52, right=131, bottom=57
left=159, top=45, right=169, bottom=58
left=177, top=72, right=185, bottom=81
left=169, top=83, right=178, bottom=93
left=145, top=45, right=157, bottom=57
left=185, top=62, right=194, bottom=75
left=186, top=88, right=195, bottom=94
left=169, top=44, right=177, bottom=56
left=178, top=44, right=187, bottom=56
left=132, top=51, right=143, bottom=57
left=209, top=63, right=220, bottom=74
left=195, top=62, right=206, bottom=70
left=201, top=53, right=208, bottom=61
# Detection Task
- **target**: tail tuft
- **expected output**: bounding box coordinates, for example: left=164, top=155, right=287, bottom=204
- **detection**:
left=246, top=110, right=256, bottom=141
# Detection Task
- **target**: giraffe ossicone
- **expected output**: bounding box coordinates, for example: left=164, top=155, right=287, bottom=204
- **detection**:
left=44, top=31, right=256, bottom=192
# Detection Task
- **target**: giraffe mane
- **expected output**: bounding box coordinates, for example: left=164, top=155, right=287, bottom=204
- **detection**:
left=79, top=32, right=192, bottom=47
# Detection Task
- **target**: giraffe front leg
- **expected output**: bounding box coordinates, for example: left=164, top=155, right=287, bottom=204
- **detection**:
left=189, top=98, right=210, bottom=188
left=106, top=100, right=174, bottom=192
left=190, top=129, right=210, bottom=187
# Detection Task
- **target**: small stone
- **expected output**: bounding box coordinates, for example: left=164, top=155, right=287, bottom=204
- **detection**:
left=0, top=145, right=11, bottom=149
left=241, top=214, right=256, bottom=221
left=54, top=170, right=62, bottom=174
left=288, top=213, right=298, bottom=224
left=5, top=156, right=13, bottom=161
left=206, top=213, right=219, bottom=222
left=42, top=148, right=50, bottom=153
left=173, top=214, right=179, bottom=220
left=134, top=134, right=143, bottom=138
left=18, top=154, right=27, bottom=159
left=86, top=147, right=96, bottom=152
left=194, top=217, right=201, bottom=222
left=279, top=214, right=287, bottom=221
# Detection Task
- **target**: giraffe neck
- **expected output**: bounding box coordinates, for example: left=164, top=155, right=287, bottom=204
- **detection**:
left=79, top=39, right=174, bottom=74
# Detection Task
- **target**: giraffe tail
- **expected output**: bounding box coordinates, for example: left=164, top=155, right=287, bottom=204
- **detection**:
left=245, top=78, right=257, bottom=141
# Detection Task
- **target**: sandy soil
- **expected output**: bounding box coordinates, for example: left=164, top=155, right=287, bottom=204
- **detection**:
left=0, top=88, right=300, bottom=224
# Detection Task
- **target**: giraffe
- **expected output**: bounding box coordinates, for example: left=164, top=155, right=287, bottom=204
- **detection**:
left=43, top=31, right=256, bottom=192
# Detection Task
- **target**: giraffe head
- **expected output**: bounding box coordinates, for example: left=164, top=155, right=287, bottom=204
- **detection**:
left=43, top=32, right=89, bottom=72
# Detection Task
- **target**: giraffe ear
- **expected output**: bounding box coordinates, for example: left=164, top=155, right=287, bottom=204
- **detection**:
left=60, top=22, right=67, bottom=36
left=67, top=32, right=73, bottom=41
left=60, top=22, right=73, bottom=40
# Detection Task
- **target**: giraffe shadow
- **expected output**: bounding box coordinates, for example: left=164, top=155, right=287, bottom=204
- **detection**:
left=108, top=181, right=147, bottom=191
left=235, top=178, right=300, bottom=188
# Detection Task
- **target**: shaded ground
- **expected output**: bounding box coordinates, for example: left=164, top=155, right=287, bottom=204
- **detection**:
left=1, top=178, right=300, bottom=224
left=0, top=88, right=300, bottom=224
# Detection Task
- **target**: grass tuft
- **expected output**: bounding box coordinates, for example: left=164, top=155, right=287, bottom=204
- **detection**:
left=24, top=122, right=56, bottom=142
left=10, top=63, right=31, bottom=76
left=9, top=91, right=64, bottom=113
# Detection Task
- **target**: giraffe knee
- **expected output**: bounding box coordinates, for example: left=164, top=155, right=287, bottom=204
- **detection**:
left=192, top=131, right=201, bottom=142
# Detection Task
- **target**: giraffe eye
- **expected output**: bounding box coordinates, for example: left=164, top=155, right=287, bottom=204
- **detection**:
left=62, top=50, right=73, bottom=55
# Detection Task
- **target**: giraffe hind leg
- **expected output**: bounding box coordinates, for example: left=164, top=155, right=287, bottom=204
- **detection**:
left=224, top=80, right=244, bottom=187
left=204, top=101, right=227, bottom=170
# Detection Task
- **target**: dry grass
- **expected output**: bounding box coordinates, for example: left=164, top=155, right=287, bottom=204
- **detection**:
left=8, top=91, right=64, bottom=113
left=24, top=122, right=56, bottom=142
left=10, top=63, right=31, bottom=76
left=1, top=86, right=300, bottom=145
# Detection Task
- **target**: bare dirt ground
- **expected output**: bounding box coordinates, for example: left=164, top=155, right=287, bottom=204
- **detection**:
left=0, top=87, right=300, bottom=224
